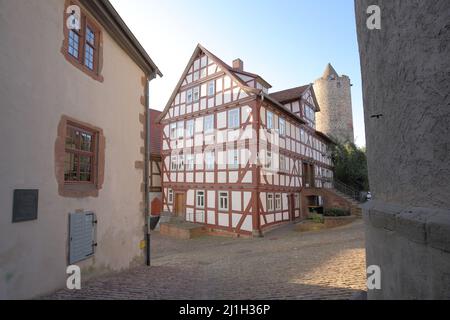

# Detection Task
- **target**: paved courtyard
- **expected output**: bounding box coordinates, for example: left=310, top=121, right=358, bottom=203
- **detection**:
left=46, top=220, right=366, bottom=300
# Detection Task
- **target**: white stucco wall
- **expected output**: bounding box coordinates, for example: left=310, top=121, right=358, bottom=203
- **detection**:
left=0, top=0, right=147, bottom=299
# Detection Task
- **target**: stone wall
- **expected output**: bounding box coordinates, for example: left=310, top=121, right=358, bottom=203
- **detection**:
left=314, top=73, right=355, bottom=143
left=301, top=188, right=354, bottom=215
left=355, top=0, right=450, bottom=299
left=364, top=201, right=450, bottom=299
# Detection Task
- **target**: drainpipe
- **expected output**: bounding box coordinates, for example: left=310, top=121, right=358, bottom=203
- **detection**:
left=144, top=74, right=152, bottom=266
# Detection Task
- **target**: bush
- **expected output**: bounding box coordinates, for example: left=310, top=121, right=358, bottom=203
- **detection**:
left=332, top=141, right=369, bottom=192
left=324, top=208, right=351, bottom=217
left=308, top=213, right=324, bottom=224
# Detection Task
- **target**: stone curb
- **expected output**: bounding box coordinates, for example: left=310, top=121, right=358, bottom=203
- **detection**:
left=363, top=201, right=450, bottom=252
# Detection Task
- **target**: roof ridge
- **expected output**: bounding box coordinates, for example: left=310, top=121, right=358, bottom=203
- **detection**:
left=270, top=84, right=311, bottom=95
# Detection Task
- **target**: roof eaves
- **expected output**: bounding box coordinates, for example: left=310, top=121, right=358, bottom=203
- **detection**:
left=261, top=92, right=307, bottom=125
left=316, top=130, right=337, bottom=145
left=156, top=45, right=202, bottom=123
left=81, top=0, right=162, bottom=78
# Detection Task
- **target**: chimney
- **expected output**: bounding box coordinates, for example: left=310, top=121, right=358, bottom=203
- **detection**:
left=232, top=59, right=244, bottom=72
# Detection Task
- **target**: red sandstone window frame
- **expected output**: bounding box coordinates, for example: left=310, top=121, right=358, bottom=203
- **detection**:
left=63, top=1, right=103, bottom=82
left=56, top=116, right=105, bottom=198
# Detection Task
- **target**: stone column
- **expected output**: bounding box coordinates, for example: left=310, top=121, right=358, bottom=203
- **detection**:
left=355, top=0, right=450, bottom=299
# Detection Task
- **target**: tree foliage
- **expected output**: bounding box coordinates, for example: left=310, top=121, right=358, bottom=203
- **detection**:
left=331, top=141, right=369, bottom=192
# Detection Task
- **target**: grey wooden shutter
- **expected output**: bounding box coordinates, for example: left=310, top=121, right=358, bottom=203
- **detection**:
left=69, top=212, right=96, bottom=264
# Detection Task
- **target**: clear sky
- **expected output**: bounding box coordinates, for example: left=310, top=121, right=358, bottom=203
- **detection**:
left=110, top=0, right=366, bottom=147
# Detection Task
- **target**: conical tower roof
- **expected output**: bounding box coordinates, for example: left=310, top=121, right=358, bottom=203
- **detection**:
left=322, top=63, right=339, bottom=79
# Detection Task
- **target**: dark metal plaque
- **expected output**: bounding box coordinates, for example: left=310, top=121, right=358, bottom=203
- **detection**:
left=12, top=189, right=39, bottom=223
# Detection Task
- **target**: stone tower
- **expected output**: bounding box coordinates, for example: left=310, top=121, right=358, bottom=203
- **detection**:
left=313, top=63, right=354, bottom=143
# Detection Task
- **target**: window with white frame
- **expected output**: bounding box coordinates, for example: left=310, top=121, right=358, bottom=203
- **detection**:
left=186, top=154, right=194, bottom=171
left=170, top=156, right=177, bottom=171
left=228, top=108, right=240, bottom=129
left=228, top=149, right=239, bottom=169
left=280, top=154, right=286, bottom=172
left=267, top=194, right=274, bottom=212
left=208, top=80, right=215, bottom=96
left=170, top=123, right=177, bottom=140
left=201, top=68, right=207, bottom=78
left=279, top=118, right=286, bottom=136
left=295, top=194, right=300, bottom=209
left=178, top=155, right=184, bottom=171
left=205, top=151, right=215, bottom=170
left=196, top=190, right=205, bottom=208
left=275, top=194, right=282, bottom=210
left=218, top=191, right=229, bottom=211
left=168, top=189, right=173, bottom=204
left=267, top=111, right=273, bottom=129
left=204, top=115, right=214, bottom=134
left=304, top=104, right=315, bottom=123
left=177, top=121, right=184, bottom=139
left=265, top=150, right=272, bottom=169
left=186, top=89, right=193, bottom=104
left=193, top=87, right=200, bottom=102
left=186, top=120, right=194, bottom=138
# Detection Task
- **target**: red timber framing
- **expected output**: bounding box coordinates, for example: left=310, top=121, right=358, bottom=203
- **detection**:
left=149, top=155, right=162, bottom=192
left=157, top=44, right=335, bottom=237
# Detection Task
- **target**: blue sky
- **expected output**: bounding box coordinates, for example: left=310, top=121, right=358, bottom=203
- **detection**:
left=110, top=0, right=366, bottom=146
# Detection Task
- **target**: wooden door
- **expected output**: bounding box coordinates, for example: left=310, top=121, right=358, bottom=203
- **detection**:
left=174, top=193, right=185, bottom=218
left=310, top=164, right=315, bottom=188
left=302, top=162, right=309, bottom=187
left=151, top=197, right=162, bottom=216
left=288, top=194, right=295, bottom=221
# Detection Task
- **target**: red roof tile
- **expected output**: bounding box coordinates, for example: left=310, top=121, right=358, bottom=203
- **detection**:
left=269, top=85, right=310, bottom=104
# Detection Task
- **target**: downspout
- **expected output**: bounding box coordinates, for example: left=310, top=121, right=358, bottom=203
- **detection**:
left=253, top=92, right=264, bottom=237
left=144, top=74, right=152, bottom=266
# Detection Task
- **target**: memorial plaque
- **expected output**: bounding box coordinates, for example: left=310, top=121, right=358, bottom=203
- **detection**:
left=12, top=189, right=39, bottom=223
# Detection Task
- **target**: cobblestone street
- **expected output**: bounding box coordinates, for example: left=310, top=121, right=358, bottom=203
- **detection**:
left=46, top=220, right=366, bottom=300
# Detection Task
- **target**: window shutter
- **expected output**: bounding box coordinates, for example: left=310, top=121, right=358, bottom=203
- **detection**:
left=69, top=212, right=96, bottom=264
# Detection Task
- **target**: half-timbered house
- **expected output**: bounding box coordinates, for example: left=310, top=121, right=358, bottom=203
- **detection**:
left=149, top=109, right=163, bottom=216
left=157, top=44, right=335, bottom=237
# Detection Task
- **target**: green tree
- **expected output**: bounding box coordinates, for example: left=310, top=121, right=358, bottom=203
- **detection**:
left=331, top=141, right=369, bottom=192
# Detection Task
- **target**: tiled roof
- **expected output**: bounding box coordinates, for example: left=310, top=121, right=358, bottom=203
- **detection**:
left=149, top=109, right=162, bottom=155
left=316, top=130, right=337, bottom=145
left=232, top=69, right=272, bottom=89
left=200, top=45, right=272, bottom=88
left=269, top=85, right=310, bottom=104
left=322, top=63, right=339, bottom=79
